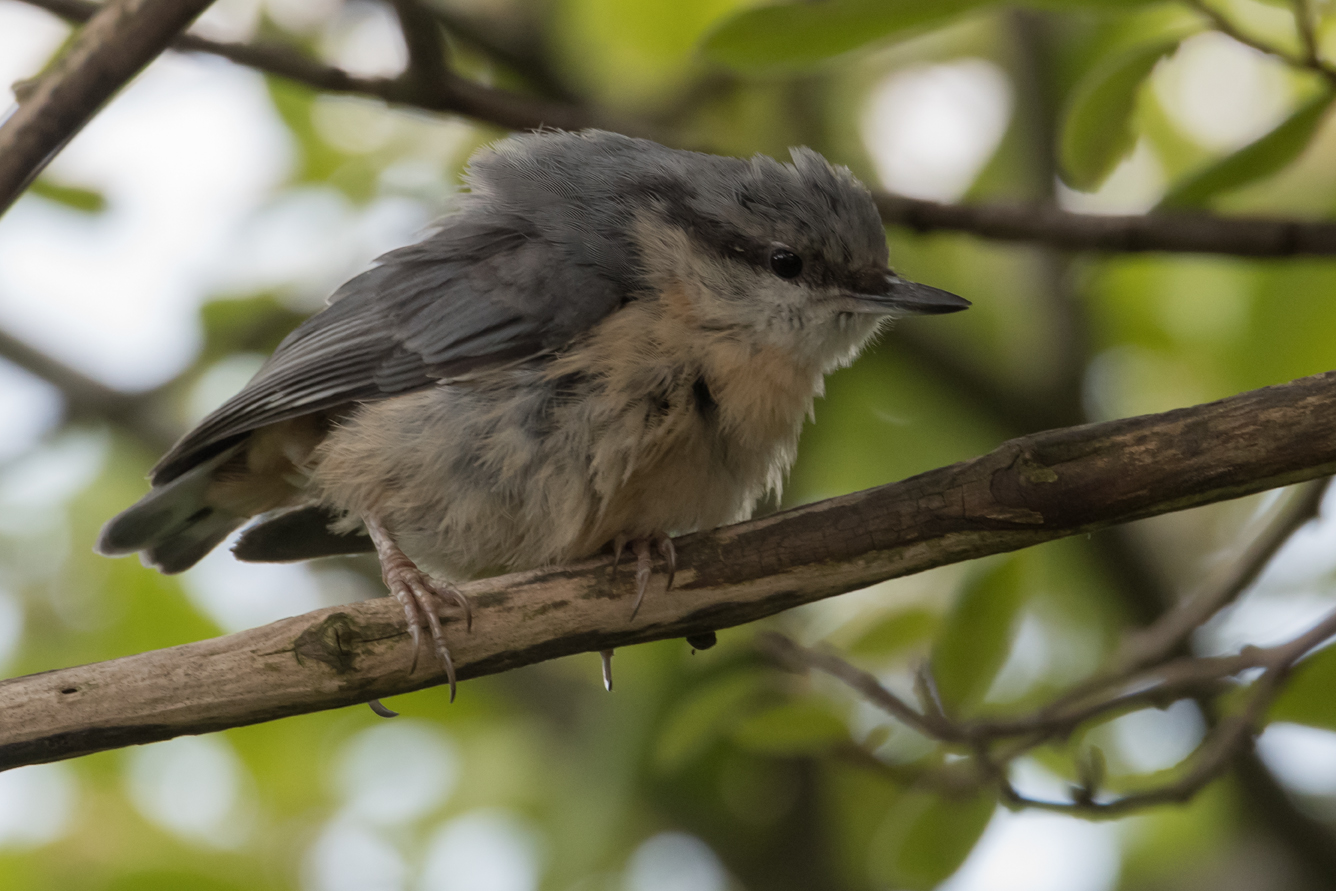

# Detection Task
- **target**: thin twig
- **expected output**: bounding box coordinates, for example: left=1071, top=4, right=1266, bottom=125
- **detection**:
left=776, top=606, right=1336, bottom=817
left=1000, top=609, right=1336, bottom=817
left=1113, top=477, right=1331, bottom=673
left=875, top=193, right=1336, bottom=257
left=760, top=633, right=957, bottom=739
left=1293, top=0, right=1321, bottom=66
left=1187, top=0, right=1336, bottom=85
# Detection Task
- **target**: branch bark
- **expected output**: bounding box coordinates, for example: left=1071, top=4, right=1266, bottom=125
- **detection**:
left=2, top=370, right=1335, bottom=770
left=0, top=0, right=217, bottom=217
left=875, top=193, right=1336, bottom=257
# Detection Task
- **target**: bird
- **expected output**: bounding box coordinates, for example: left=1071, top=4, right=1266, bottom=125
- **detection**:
left=96, top=129, right=969, bottom=700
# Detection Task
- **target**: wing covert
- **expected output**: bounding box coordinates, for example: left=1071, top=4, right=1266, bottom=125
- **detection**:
left=151, top=216, right=626, bottom=484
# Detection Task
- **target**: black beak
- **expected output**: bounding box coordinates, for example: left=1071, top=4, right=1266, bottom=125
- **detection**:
left=851, top=272, right=971, bottom=315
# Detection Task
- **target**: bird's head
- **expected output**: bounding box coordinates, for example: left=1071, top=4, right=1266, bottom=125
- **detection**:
left=625, top=143, right=970, bottom=370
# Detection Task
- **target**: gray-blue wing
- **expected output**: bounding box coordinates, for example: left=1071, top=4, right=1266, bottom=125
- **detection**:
left=151, top=217, right=626, bottom=484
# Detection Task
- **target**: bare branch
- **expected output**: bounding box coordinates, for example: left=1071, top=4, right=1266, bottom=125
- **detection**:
left=777, top=605, right=1336, bottom=817
left=1187, top=0, right=1336, bottom=85
left=760, top=633, right=957, bottom=740
left=0, top=0, right=218, bottom=217
left=1292, top=0, right=1321, bottom=67
left=1114, top=476, right=1330, bottom=672
left=18, top=0, right=629, bottom=135
left=875, top=193, right=1336, bottom=257
left=0, top=325, right=176, bottom=451
left=387, top=0, right=451, bottom=100
left=2, top=369, right=1335, bottom=769
left=998, top=609, right=1336, bottom=818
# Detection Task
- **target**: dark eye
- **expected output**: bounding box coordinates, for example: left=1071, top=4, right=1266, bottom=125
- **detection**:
left=769, top=248, right=802, bottom=279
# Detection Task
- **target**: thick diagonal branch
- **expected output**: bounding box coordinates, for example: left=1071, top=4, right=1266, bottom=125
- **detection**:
left=0, top=0, right=218, bottom=217
left=1, top=369, right=1333, bottom=770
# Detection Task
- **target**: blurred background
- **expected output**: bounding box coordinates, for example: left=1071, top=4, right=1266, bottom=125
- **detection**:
left=2, top=0, right=1336, bottom=888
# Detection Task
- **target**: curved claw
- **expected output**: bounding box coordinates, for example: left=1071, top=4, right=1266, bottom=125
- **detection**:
left=611, top=534, right=628, bottom=581
left=368, top=699, right=399, bottom=718
left=655, top=533, right=677, bottom=591
left=436, top=581, right=474, bottom=633
left=406, top=570, right=458, bottom=701
left=599, top=649, right=614, bottom=691
left=630, top=538, right=653, bottom=620
left=405, top=609, right=423, bottom=674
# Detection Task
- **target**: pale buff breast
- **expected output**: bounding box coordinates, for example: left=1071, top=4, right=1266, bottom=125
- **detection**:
left=558, top=285, right=824, bottom=556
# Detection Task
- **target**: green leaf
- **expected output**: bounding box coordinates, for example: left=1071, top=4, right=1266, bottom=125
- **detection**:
left=1157, top=90, right=1336, bottom=209
left=730, top=700, right=850, bottom=755
left=930, top=556, right=1026, bottom=713
left=700, top=0, right=991, bottom=72
left=265, top=77, right=377, bottom=202
left=702, top=0, right=1169, bottom=72
left=654, top=670, right=767, bottom=770
left=1060, top=37, right=1182, bottom=190
left=869, top=791, right=995, bottom=889
left=28, top=178, right=107, bottom=213
left=199, top=294, right=308, bottom=363
left=1270, top=643, right=1336, bottom=731
left=848, top=607, right=940, bottom=658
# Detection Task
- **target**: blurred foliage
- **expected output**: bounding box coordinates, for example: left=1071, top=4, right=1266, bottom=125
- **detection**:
left=4, top=0, right=1336, bottom=890
left=28, top=178, right=107, bottom=214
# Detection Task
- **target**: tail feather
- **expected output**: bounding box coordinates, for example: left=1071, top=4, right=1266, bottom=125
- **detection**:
left=143, top=510, right=246, bottom=573
left=233, top=505, right=373, bottom=563
left=96, top=444, right=246, bottom=573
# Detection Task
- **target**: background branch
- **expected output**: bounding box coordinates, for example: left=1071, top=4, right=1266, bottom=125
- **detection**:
left=2, top=369, right=1334, bottom=770
left=771, top=601, right=1336, bottom=819
left=16, top=0, right=1336, bottom=257
left=0, top=325, right=176, bottom=452
left=19, top=0, right=622, bottom=134
left=0, top=0, right=218, bottom=217
left=1112, top=477, right=1331, bottom=674
left=873, top=193, right=1336, bottom=257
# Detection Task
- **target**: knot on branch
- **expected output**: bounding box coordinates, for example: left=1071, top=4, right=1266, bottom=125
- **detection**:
left=294, top=612, right=365, bottom=673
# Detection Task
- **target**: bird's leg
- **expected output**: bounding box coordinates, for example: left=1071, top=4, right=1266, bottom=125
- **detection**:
left=363, top=515, right=472, bottom=702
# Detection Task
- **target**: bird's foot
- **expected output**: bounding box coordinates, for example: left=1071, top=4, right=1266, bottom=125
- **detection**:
left=612, top=531, right=676, bottom=620
left=364, top=516, right=472, bottom=702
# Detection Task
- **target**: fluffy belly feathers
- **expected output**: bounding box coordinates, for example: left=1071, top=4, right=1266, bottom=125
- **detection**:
left=309, top=296, right=824, bottom=579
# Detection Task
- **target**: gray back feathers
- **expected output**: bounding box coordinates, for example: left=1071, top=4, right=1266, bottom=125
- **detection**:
left=152, top=130, right=886, bottom=484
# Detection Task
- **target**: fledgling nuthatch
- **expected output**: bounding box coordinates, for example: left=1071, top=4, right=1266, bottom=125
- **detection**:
left=97, top=129, right=968, bottom=697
